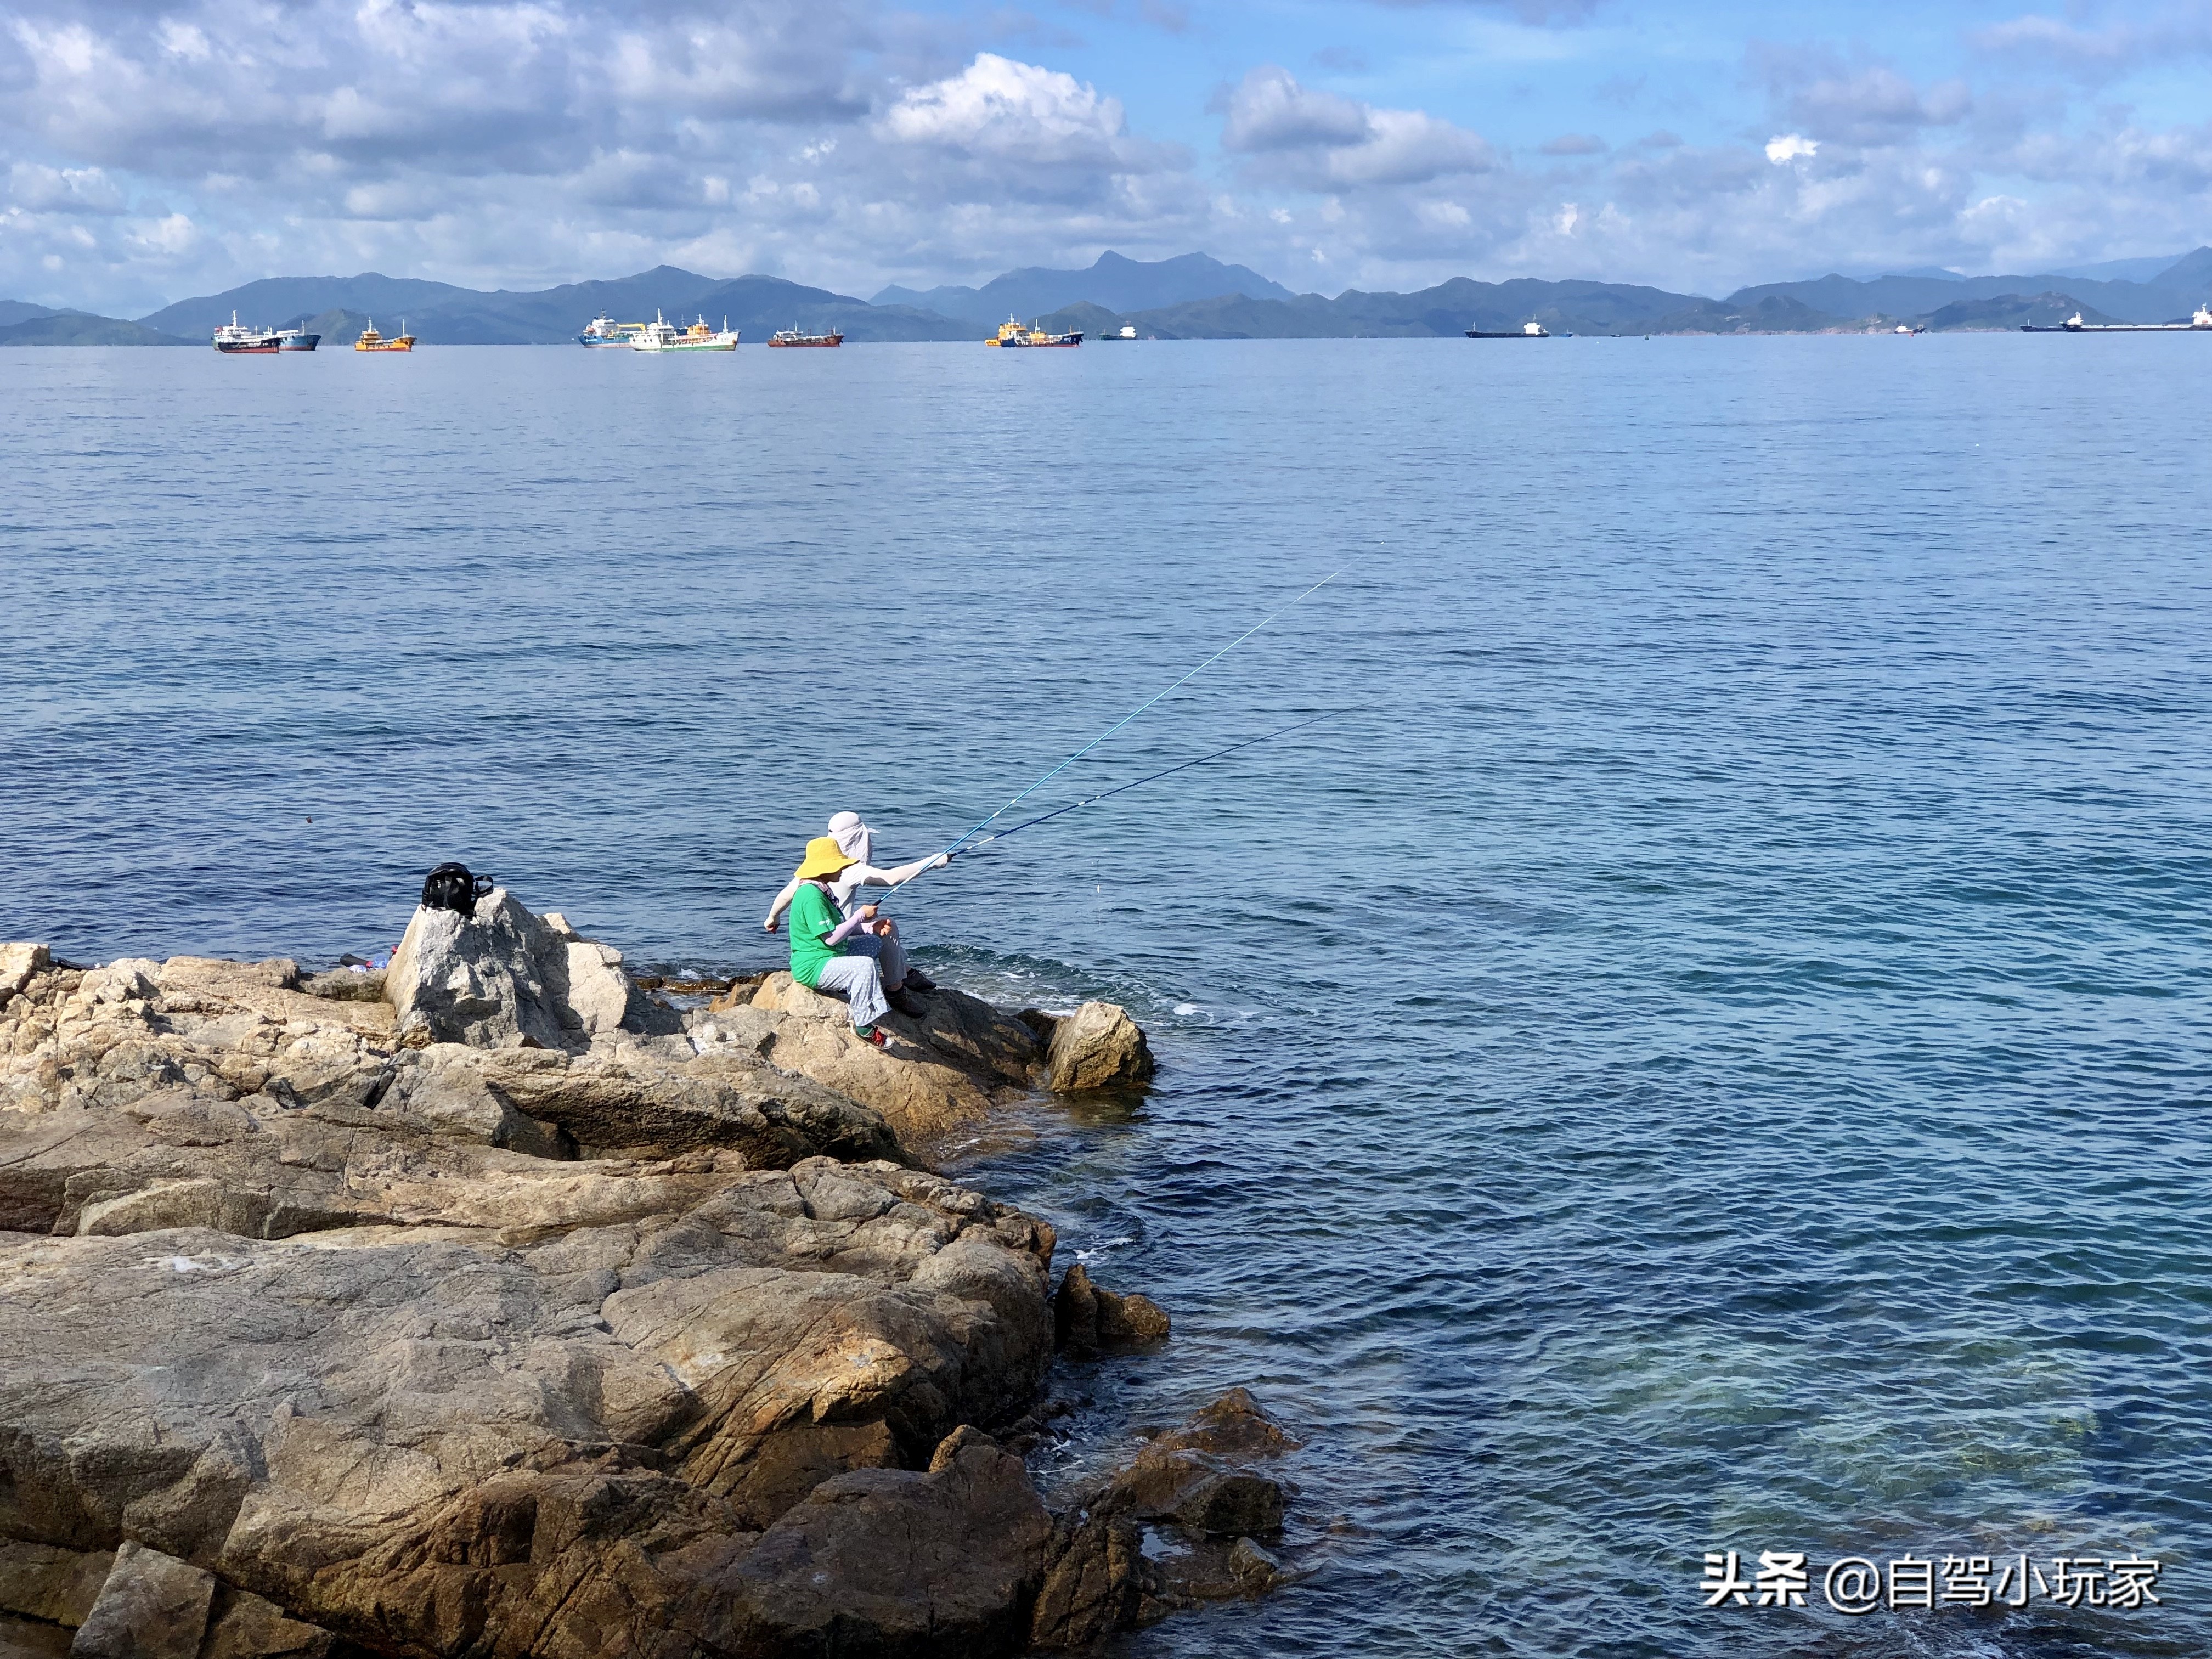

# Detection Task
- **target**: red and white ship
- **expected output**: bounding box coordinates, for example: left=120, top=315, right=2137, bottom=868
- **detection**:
left=212, top=312, right=281, bottom=353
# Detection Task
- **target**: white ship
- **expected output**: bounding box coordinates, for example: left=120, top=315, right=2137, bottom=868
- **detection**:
left=631, top=312, right=740, bottom=351
left=212, top=312, right=280, bottom=353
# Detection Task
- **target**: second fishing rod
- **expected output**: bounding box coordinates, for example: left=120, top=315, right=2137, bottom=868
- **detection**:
left=938, top=567, right=1345, bottom=860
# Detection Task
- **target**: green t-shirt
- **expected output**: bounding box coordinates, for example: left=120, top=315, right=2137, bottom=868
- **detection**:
left=788, top=882, right=846, bottom=988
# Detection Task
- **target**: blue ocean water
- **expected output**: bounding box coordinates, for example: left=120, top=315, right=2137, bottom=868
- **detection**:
left=3, top=336, right=2209, bottom=1657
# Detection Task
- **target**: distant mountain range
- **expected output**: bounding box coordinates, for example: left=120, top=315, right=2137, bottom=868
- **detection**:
left=5, top=246, right=2209, bottom=346
left=872, top=251, right=1294, bottom=324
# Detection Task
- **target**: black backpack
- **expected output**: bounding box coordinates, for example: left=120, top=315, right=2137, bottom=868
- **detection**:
left=421, top=862, right=494, bottom=917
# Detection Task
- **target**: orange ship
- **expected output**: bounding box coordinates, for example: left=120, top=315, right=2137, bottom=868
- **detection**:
left=354, top=319, right=416, bottom=352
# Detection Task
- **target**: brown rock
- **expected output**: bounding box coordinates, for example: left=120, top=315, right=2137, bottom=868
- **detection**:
left=1053, top=1263, right=1170, bottom=1354
left=199, top=1585, right=335, bottom=1659
left=725, top=1438, right=1052, bottom=1656
left=1102, top=1389, right=1295, bottom=1536
left=0, top=1541, right=111, bottom=1626
left=0, top=1615, right=71, bottom=1659
left=297, top=969, right=385, bottom=1003
left=1029, top=1509, right=1148, bottom=1649
left=743, top=975, right=1025, bottom=1150
left=1046, top=1002, right=1154, bottom=1092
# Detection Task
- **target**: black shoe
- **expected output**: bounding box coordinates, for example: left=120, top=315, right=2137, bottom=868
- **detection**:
left=902, top=968, right=938, bottom=993
left=888, top=988, right=929, bottom=1018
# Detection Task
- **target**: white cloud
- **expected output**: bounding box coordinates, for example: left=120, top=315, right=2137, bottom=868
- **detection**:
left=1765, top=134, right=1818, bottom=163
left=1222, top=67, right=1492, bottom=188
left=879, top=54, right=1126, bottom=163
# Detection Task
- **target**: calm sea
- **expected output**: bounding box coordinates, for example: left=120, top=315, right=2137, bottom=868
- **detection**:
left=4, top=336, right=2209, bottom=1657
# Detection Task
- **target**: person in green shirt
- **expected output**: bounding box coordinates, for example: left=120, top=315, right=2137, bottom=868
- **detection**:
left=786, top=836, right=911, bottom=1046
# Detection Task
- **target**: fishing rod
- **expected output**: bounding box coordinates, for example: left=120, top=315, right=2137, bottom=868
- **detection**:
left=953, top=710, right=1346, bottom=857
left=940, top=568, right=1342, bottom=857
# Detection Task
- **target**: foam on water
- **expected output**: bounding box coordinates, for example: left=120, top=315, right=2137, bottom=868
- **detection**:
left=3, top=337, right=2208, bottom=1656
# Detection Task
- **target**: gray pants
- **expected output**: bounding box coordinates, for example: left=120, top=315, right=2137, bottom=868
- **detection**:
left=811, top=932, right=905, bottom=1030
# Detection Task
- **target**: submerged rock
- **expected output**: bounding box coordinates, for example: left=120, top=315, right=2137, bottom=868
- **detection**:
left=1029, top=1389, right=1301, bottom=1649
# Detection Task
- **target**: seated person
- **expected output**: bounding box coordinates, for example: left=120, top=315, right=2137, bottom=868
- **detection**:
left=784, top=837, right=927, bottom=1041
left=765, top=811, right=950, bottom=991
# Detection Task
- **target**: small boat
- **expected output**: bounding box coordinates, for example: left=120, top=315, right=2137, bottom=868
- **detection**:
left=2023, top=304, right=2212, bottom=333
left=1466, top=321, right=1549, bottom=338
left=631, top=311, right=740, bottom=351
left=212, top=312, right=280, bottom=354
left=769, top=325, right=844, bottom=348
left=275, top=328, right=320, bottom=351
left=986, top=317, right=1082, bottom=347
left=578, top=313, right=643, bottom=348
left=1893, top=323, right=1923, bottom=335
left=355, top=319, right=416, bottom=352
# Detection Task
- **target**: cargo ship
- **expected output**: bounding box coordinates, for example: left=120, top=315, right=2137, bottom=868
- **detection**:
left=631, top=312, right=739, bottom=351
left=2022, top=305, right=2212, bottom=333
left=354, top=319, right=416, bottom=352
left=769, top=325, right=844, bottom=347
left=578, top=313, right=643, bottom=347
left=275, top=328, right=320, bottom=351
left=986, top=317, right=1082, bottom=347
left=1466, top=321, right=1550, bottom=338
left=212, top=312, right=280, bottom=353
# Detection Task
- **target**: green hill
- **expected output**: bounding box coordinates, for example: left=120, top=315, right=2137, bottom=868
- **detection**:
left=0, top=312, right=194, bottom=346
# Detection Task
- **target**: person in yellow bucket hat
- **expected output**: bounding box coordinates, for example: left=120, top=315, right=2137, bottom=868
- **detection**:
left=763, top=811, right=951, bottom=1002
left=784, top=836, right=925, bottom=1045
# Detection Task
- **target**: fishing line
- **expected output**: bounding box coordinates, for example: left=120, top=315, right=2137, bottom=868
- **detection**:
left=940, top=568, right=1342, bottom=856
left=955, top=710, right=1347, bottom=856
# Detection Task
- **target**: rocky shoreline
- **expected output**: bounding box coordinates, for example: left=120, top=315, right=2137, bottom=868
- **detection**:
left=0, top=893, right=1296, bottom=1658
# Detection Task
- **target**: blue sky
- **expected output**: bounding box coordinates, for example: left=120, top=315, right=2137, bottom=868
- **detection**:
left=3, top=0, right=2208, bottom=314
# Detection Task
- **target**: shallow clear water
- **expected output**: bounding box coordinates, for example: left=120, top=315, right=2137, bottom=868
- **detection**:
left=4, top=336, right=2209, bottom=1656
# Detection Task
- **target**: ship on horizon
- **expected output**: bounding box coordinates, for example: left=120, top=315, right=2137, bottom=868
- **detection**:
left=354, top=319, right=416, bottom=352
left=769, top=324, right=844, bottom=347
left=631, top=312, right=739, bottom=351
left=2022, top=304, right=2212, bottom=333
left=986, top=317, right=1082, bottom=347
left=578, top=313, right=643, bottom=347
left=212, top=312, right=279, bottom=353
left=1466, top=321, right=1550, bottom=338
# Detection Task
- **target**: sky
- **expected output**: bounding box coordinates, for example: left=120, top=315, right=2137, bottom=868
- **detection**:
left=4, top=0, right=2211, bottom=314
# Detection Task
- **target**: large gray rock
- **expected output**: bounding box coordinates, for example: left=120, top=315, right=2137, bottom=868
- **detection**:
left=385, top=890, right=568, bottom=1049
left=384, top=891, right=684, bottom=1053
left=71, top=1541, right=215, bottom=1659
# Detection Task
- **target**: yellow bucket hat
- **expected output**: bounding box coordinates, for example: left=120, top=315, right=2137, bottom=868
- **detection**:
left=794, top=836, right=855, bottom=881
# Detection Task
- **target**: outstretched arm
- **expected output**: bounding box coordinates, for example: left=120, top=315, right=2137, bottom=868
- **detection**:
left=764, top=876, right=802, bottom=932
left=848, top=853, right=953, bottom=891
